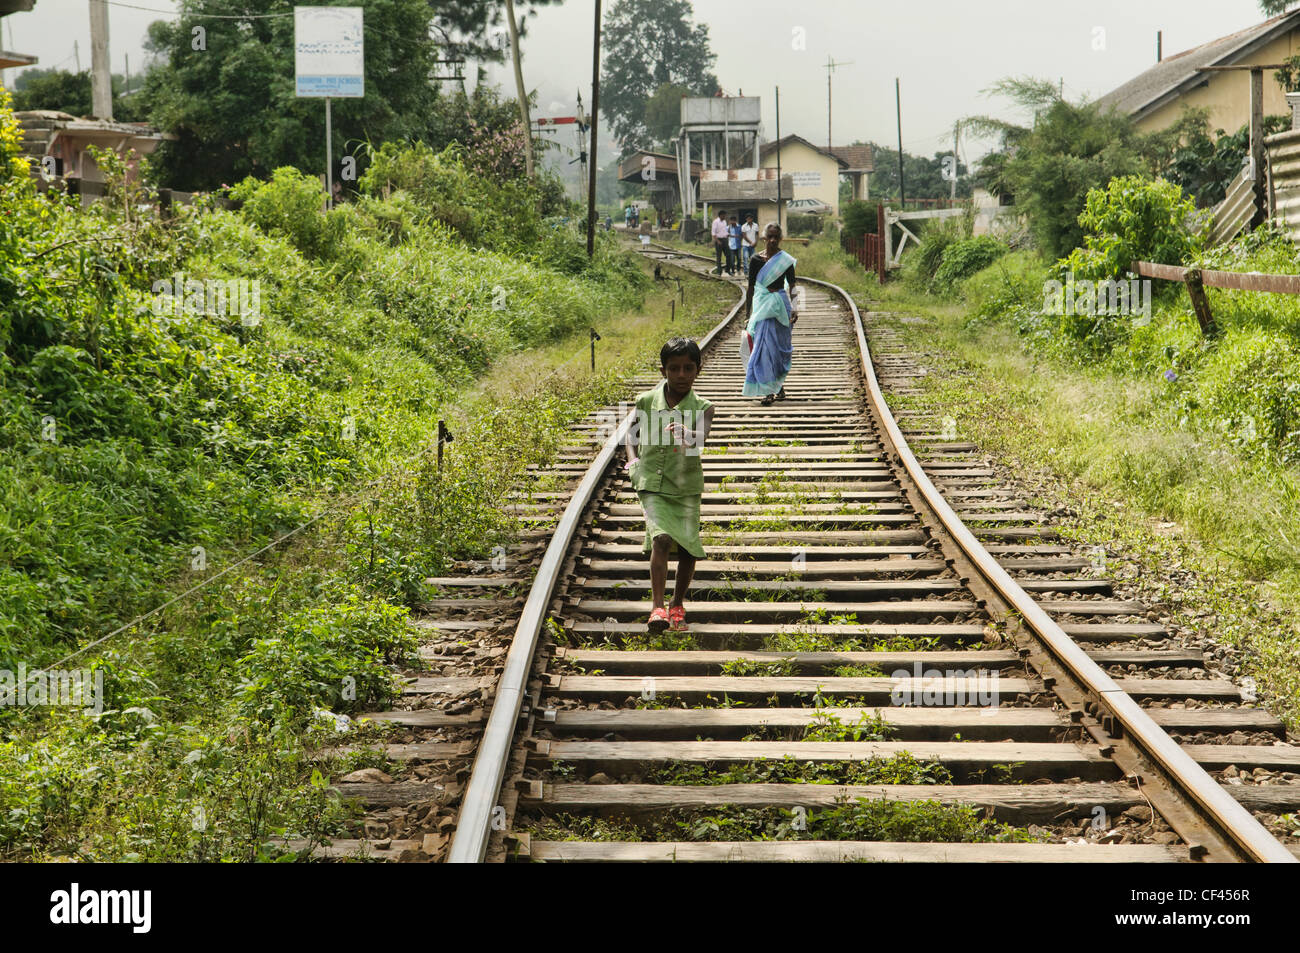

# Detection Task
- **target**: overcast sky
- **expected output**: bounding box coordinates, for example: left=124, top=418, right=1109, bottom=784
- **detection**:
left=1, top=0, right=1284, bottom=161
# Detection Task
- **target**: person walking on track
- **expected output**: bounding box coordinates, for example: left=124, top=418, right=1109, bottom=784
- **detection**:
left=624, top=338, right=716, bottom=633
left=742, top=222, right=798, bottom=406
left=741, top=213, right=758, bottom=273
left=726, top=215, right=742, bottom=276
left=711, top=209, right=729, bottom=274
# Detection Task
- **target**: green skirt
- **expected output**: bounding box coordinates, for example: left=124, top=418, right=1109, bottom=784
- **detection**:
left=637, top=491, right=705, bottom=558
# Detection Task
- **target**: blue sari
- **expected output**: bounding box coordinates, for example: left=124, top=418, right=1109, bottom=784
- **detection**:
left=743, top=250, right=796, bottom=396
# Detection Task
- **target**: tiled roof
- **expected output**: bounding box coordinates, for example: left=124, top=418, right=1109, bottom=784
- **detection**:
left=829, top=144, right=873, bottom=172
left=759, top=134, right=848, bottom=167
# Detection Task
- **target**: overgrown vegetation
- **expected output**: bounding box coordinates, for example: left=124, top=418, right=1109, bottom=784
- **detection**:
left=0, top=83, right=673, bottom=859
left=525, top=798, right=1039, bottom=845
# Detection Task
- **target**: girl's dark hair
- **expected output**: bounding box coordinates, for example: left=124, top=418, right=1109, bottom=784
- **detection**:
left=660, top=337, right=702, bottom=368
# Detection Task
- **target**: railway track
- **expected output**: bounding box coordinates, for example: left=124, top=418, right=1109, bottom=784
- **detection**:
left=429, top=242, right=1300, bottom=863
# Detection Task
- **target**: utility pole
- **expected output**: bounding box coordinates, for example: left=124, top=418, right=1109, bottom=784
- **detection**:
left=825, top=56, right=853, bottom=151
left=504, top=0, right=534, bottom=178
left=895, top=78, right=904, bottom=208
left=951, top=121, right=959, bottom=202
left=775, top=85, right=782, bottom=231
left=124, top=52, right=130, bottom=96
left=74, top=40, right=80, bottom=74
left=89, top=0, right=112, bottom=119
left=585, top=0, right=602, bottom=258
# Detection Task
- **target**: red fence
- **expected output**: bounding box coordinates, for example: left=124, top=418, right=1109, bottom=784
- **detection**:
left=842, top=232, right=886, bottom=283
left=840, top=202, right=888, bottom=283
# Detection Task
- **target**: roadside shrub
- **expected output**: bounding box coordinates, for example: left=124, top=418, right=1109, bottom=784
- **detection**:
left=235, top=582, right=418, bottom=724
left=788, top=213, right=825, bottom=237
left=1191, top=330, right=1300, bottom=464
left=841, top=200, right=877, bottom=237
left=357, top=140, right=564, bottom=252
left=229, top=167, right=345, bottom=260
left=903, top=218, right=965, bottom=292
left=1058, top=175, right=1203, bottom=282
left=933, top=235, right=1007, bottom=295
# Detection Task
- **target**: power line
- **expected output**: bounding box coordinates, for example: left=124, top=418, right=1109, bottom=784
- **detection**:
left=103, top=0, right=292, bottom=18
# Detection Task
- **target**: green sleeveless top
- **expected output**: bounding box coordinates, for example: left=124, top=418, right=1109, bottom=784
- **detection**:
left=628, top=381, right=712, bottom=497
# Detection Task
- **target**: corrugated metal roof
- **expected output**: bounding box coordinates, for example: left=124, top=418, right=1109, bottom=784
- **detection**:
left=1096, top=10, right=1300, bottom=120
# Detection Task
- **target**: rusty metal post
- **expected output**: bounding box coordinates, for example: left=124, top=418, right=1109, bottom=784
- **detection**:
left=1183, top=268, right=1217, bottom=337
left=590, top=328, right=601, bottom=370
left=437, top=419, right=453, bottom=470
left=1250, top=68, right=1266, bottom=229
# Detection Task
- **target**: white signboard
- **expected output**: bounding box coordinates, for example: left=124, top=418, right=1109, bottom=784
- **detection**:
left=790, top=171, right=822, bottom=187
left=295, top=6, right=364, bottom=98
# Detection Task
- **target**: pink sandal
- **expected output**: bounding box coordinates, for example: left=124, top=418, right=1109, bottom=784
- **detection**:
left=668, top=606, right=688, bottom=631
left=647, top=607, right=670, bottom=633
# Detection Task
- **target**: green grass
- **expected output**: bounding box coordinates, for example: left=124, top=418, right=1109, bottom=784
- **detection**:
left=799, top=224, right=1300, bottom=730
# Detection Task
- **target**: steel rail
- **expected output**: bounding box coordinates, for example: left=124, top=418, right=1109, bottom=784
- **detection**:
left=447, top=269, right=745, bottom=863
left=812, top=273, right=1296, bottom=864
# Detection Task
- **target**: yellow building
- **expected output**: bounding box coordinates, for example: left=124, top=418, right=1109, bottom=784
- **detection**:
left=758, top=135, right=849, bottom=216
left=1097, top=10, right=1300, bottom=134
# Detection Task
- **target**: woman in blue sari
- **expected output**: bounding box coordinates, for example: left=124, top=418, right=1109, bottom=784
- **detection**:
left=742, top=223, right=797, bottom=406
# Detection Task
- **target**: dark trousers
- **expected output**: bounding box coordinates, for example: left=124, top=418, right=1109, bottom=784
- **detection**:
left=714, top=240, right=725, bottom=272
left=724, top=246, right=738, bottom=274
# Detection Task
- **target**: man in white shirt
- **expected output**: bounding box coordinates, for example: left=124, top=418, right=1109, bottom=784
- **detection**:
left=741, top=214, right=759, bottom=273
left=710, top=210, right=729, bottom=274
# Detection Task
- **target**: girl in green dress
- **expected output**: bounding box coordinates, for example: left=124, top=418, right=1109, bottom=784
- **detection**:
left=624, top=338, right=716, bottom=632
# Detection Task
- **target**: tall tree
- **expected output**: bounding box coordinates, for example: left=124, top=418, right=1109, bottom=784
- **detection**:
left=643, top=82, right=692, bottom=151
left=11, top=68, right=147, bottom=121
left=137, top=0, right=558, bottom=191
left=865, top=143, right=970, bottom=201
left=601, top=0, right=717, bottom=150
left=966, top=78, right=1145, bottom=258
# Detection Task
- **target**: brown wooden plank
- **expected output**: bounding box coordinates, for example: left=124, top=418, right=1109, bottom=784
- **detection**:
left=551, top=674, right=1036, bottom=700
left=538, top=739, right=1105, bottom=772
left=1181, top=744, right=1300, bottom=770
left=582, top=557, right=947, bottom=576
left=282, top=838, right=422, bottom=860
left=572, top=599, right=979, bottom=618
left=559, top=648, right=1022, bottom=673
left=1146, top=708, right=1284, bottom=734
left=400, top=676, right=486, bottom=696
left=549, top=705, right=1063, bottom=740
left=360, top=708, right=483, bottom=728
left=532, top=781, right=1142, bottom=822
left=525, top=841, right=1183, bottom=863
left=333, top=781, right=452, bottom=808
left=1114, top=679, right=1243, bottom=700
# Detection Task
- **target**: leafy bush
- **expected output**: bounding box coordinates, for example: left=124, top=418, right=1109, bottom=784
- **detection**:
left=841, top=199, right=877, bottom=237
left=902, top=218, right=966, bottom=292
left=357, top=140, right=567, bottom=253
left=0, top=83, right=658, bottom=861
left=933, top=235, right=1007, bottom=295
left=1058, top=175, right=1203, bottom=282
left=788, top=213, right=825, bottom=237
left=236, top=583, right=418, bottom=723
left=229, top=167, right=346, bottom=260
left=1191, top=330, right=1300, bottom=464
